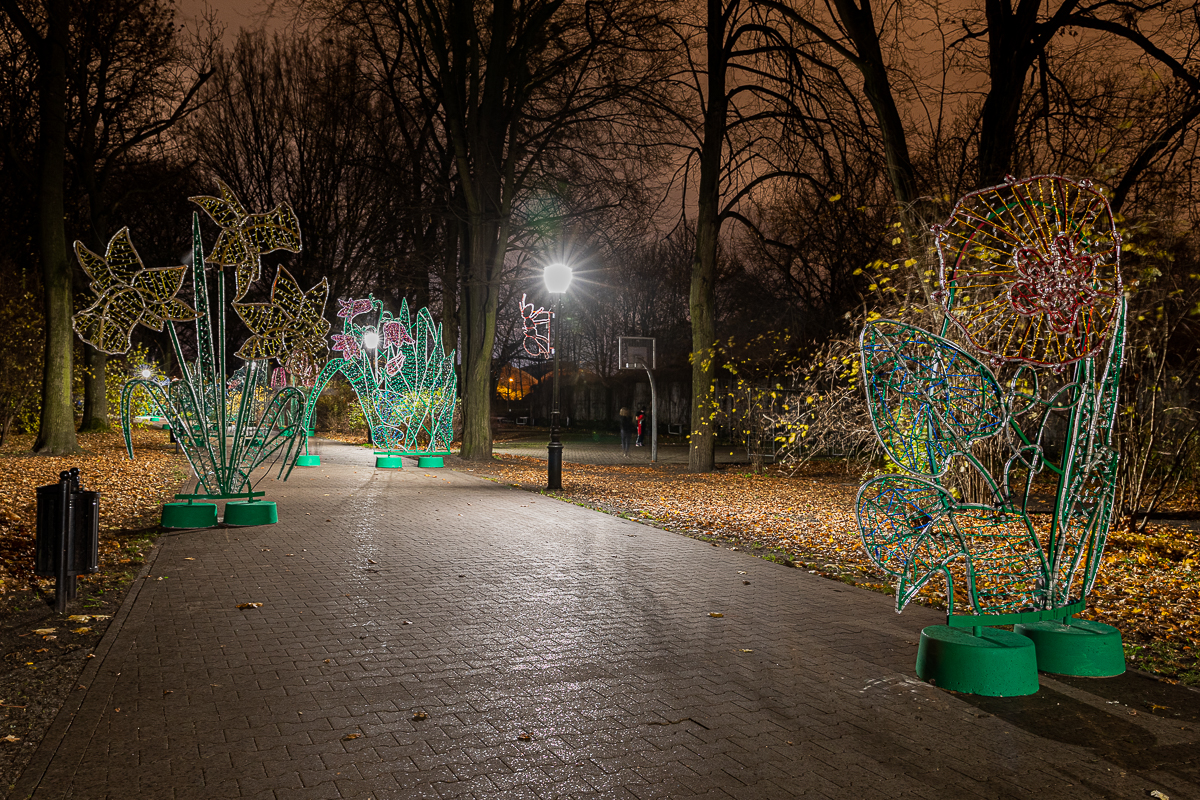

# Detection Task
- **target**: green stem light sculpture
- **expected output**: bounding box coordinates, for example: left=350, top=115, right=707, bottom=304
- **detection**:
left=73, top=181, right=329, bottom=527
left=855, top=175, right=1127, bottom=693
left=305, top=296, right=456, bottom=460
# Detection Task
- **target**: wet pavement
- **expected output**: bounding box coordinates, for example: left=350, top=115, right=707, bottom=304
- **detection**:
left=11, top=438, right=1199, bottom=799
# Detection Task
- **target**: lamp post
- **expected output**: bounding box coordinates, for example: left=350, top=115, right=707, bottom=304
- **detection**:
left=362, top=329, right=379, bottom=445
left=543, top=263, right=572, bottom=490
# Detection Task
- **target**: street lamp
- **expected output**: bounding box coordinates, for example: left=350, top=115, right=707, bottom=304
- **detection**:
left=544, top=262, right=572, bottom=490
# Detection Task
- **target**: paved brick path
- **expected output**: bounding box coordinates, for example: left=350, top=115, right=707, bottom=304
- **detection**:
left=11, top=439, right=1198, bottom=799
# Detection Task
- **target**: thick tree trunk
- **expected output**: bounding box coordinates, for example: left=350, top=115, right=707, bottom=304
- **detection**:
left=79, top=344, right=109, bottom=431
left=32, top=0, right=78, bottom=455
left=458, top=221, right=499, bottom=461
left=687, top=0, right=727, bottom=474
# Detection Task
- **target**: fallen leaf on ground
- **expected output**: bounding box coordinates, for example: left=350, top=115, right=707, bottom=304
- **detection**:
left=517, top=734, right=532, bottom=741
left=236, top=602, right=263, bottom=609
left=67, top=615, right=90, bottom=622
left=1, top=735, right=19, bottom=743
left=739, top=649, right=754, bottom=653
left=412, top=711, right=428, bottom=721
left=342, top=733, right=360, bottom=740
left=33, top=628, right=55, bottom=635
left=72, top=627, right=91, bottom=634
left=708, top=612, right=724, bottom=618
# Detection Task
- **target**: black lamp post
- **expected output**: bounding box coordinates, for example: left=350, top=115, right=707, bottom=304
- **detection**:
left=544, top=262, right=573, bottom=490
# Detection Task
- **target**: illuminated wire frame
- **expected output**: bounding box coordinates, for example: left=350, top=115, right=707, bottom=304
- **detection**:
left=307, top=296, right=457, bottom=452
left=934, top=174, right=1122, bottom=368
left=856, top=175, right=1125, bottom=624
left=73, top=183, right=328, bottom=500
left=519, top=293, right=552, bottom=358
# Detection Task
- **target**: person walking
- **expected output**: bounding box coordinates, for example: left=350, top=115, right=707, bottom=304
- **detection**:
left=635, top=407, right=646, bottom=447
left=618, top=407, right=634, bottom=457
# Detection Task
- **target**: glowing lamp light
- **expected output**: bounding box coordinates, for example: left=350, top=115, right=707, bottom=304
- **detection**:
left=363, top=330, right=380, bottom=350
left=140, top=367, right=152, bottom=379
left=543, top=263, right=573, bottom=294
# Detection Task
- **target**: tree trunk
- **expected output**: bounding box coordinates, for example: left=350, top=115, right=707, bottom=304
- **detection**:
left=79, top=344, right=110, bottom=431
left=32, top=0, right=78, bottom=455
left=458, top=220, right=500, bottom=461
left=687, top=0, right=727, bottom=474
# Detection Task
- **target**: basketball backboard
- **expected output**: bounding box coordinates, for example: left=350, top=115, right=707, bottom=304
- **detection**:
left=618, top=337, right=655, bottom=370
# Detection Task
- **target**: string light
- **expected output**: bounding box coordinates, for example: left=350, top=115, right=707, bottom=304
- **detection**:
left=73, top=182, right=325, bottom=498
left=856, top=175, right=1125, bottom=620
left=312, top=296, right=456, bottom=452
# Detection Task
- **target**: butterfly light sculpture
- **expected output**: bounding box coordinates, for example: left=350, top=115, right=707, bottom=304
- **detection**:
left=856, top=175, right=1125, bottom=624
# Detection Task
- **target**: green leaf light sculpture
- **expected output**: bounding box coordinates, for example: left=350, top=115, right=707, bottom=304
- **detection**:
left=72, top=183, right=328, bottom=528
left=856, top=175, right=1127, bottom=694
left=305, top=296, right=457, bottom=460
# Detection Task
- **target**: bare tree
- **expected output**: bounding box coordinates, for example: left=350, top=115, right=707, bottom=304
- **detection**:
left=1, top=0, right=76, bottom=454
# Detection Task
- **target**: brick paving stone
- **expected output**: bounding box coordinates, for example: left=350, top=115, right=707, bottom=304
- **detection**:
left=9, top=438, right=1198, bottom=799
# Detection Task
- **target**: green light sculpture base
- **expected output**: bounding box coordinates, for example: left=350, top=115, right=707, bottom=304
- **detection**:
left=376, top=455, right=403, bottom=469
left=223, top=500, right=278, bottom=526
left=417, top=456, right=444, bottom=468
left=1014, top=617, right=1125, bottom=677
left=296, top=455, right=321, bottom=466
left=161, top=502, right=218, bottom=529
left=915, top=625, right=1039, bottom=696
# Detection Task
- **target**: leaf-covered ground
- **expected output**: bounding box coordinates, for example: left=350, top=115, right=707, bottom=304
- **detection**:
left=0, top=429, right=187, bottom=595
left=466, top=455, right=1200, bottom=685
left=0, top=429, right=188, bottom=790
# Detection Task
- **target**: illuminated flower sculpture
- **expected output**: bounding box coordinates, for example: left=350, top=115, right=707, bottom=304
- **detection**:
left=309, top=296, right=456, bottom=452
left=934, top=175, right=1122, bottom=367
left=73, top=183, right=328, bottom=528
left=855, top=175, right=1127, bottom=694
left=73, top=229, right=200, bottom=352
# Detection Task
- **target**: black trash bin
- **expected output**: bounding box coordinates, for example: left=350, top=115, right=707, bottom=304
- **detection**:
left=35, top=468, right=100, bottom=611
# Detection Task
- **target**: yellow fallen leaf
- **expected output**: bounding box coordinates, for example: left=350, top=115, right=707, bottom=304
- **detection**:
left=33, top=628, right=56, bottom=635
left=1, top=735, right=19, bottom=743
left=342, top=733, right=361, bottom=740
left=739, top=649, right=754, bottom=653
left=708, top=613, right=724, bottom=618
left=412, top=711, right=428, bottom=721
left=72, top=627, right=92, bottom=634
left=236, top=602, right=263, bottom=609
left=68, top=615, right=91, bottom=622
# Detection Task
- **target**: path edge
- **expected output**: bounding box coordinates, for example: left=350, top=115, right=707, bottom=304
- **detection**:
left=7, top=538, right=168, bottom=800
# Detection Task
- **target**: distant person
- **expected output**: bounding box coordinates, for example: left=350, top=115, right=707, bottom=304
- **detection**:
left=619, top=407, right=634, bottom=457
left=635, top=407, right=646, bottom=446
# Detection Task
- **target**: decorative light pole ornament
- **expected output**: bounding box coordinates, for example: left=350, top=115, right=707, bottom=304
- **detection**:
left=519, top=293, right=552, bottom=358
left=856, top=175, right=1127, bottom=696
left=72, top=181, right=328, bottom=529
left=307, top=296, right=456, bottom=466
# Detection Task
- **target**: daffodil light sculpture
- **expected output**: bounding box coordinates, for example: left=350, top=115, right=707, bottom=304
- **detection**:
left=73, top=181, right=329, bottom=529
left=856, top=175, right=1127, bottom=695
left=308, top=296, right=456, bottom=467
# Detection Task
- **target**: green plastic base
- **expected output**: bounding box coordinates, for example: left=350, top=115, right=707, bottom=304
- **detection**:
left=915, top=624, right=1039, bottom=696
left=161, top=502, right=218, bottom=529
left=417, top=456, right=444, bottom=468
left=162, top=423, right=171, bottom=430
left=376, top=455, right=403, bottom=469
left=223, top=500, right=278, bottom=526
left=1015, top=617, right=1125, bottom=677
left=296, top=454, right=321, bottom=466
